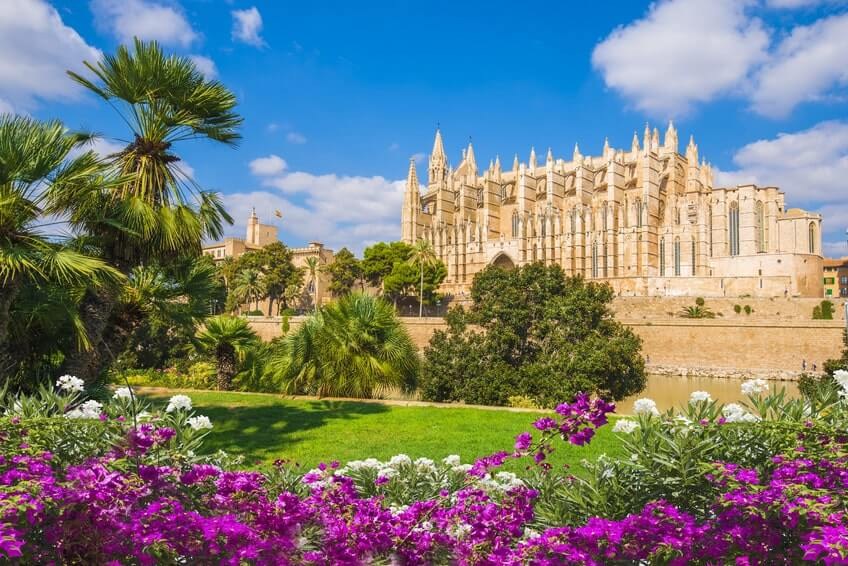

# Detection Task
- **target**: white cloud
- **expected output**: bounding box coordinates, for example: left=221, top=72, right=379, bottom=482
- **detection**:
left=231, top=7, right=266, bottom=47
left=716, top=120, right=848, bottom=203
left=0, top=0, right=101, bottom=111
left=592, top=0, right=768, bottom=117
left=230, top=162, right=414, bottom=253
left=286, top=131, right=307, bottom=144
left=0, top=98, right=14, bottom=115
left=411, top=152, right=426, bottom=163
left=750, top=13, right=848, bottom=117
left=766, top=0, right=844, bottom=7
left=91, top=0, right=198, bottom=47
left=249, top=154, right=287, bottom=176
left=266, top=122, right=280, bottom=133
left=189, top=55, right=217, bottom=79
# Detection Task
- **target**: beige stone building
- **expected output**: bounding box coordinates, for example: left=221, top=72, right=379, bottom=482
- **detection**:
left=823, top=257, right=848, bottom=299
left=202, top=211, right=335, bottom=309
left=401, top=125, right=823, bottom=298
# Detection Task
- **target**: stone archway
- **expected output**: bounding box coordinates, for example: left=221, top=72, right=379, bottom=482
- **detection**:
left=491, top=252, right=516, bottom=270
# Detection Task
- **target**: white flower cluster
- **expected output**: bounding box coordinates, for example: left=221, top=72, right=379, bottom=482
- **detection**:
left=633, top=398, right=660, bottom=416
left=66, top=400, right=103, bottom=419
left=477, top=470, right=524, bottom=492
left=165, top=395, right=193, bottom=413
left=834, top=370, right=848, bottom=397
left=741, top=379, right=769, bottom=397
left=187, top=415, right=213, bottom=430
left=56, top=375, right=84, bottom=393
left=612, top=419, right=639, bottom=434
left=722, top=403, right=759, bottom=423
left=113, top=387, right=134, bottom=401
left=689, top=391, right=712, bottom=404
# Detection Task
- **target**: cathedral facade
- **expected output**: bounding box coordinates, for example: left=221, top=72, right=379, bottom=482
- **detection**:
left=401, top=124, right=823, bottom=298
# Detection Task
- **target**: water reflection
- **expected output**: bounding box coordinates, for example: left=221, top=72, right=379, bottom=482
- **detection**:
left=618, top=374, right=800, bottom=415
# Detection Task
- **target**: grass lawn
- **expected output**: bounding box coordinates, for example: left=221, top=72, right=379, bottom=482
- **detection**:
left=140, top=388, right=624, bottom=474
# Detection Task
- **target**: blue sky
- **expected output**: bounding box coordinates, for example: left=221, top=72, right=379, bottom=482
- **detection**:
left=2, top=0, right=848, bottom=255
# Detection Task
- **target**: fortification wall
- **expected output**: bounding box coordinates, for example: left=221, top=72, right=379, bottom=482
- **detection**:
left=246, top=302, right=847, bottom=379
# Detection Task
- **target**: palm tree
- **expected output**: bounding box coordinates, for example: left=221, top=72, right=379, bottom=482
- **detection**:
left=49, top=39, right=242, bottom=381
left=231, top=268, right=265, bottom=314
left=408, top=240, right=439, bottom=317
left=0, top=115, right=120, bottom=378
left=193, top=315, right=258, bottom=390
left=269, top=293, right=418, bottom=398
left=304, top=256, right=320, bottom=310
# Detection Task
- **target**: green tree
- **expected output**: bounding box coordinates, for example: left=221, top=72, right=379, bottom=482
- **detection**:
left=230, top=268, right=265, bottom=313
left=325, top=247, right=362, bottom=296
left=420, top=263, right=645, bottom=408
left=304, top=256, right=320, bottom=310
left=193, top=315, right=258, bottom=390
left=361, top=241, right=413, bottom=289
left=51, top=39, right=241, bottom=382
left=0, top=115, right=120, bottom=380
left=268, top=293, right=418, bottom=398
left=408, top=240, right=440, bottom=317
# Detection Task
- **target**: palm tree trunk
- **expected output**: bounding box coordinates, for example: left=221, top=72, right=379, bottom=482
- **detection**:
left=0, top=277, right=22, bottom=379
left=216, top=343, right=236, bottom=390
left=61, top=286, right=117, bottom=383
left=419, top=264, right=424, bottom=317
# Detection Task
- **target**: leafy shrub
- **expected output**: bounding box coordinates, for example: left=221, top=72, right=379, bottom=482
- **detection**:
left=679, top=305, right=715, bottom=318
left=695, top=297, right=705, bottom=307
left=813, top=300, right=835, bottom=320
left=744, top=304, right=753, bottom=315
left=508, top=395, right=540, bottom=409
left=733, top=304, right=742, bottom=314
left=421, top=264, right=645, bottom=408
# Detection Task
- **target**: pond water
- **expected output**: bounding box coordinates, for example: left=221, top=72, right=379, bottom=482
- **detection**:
left=617, top=374, right=800, bottom=415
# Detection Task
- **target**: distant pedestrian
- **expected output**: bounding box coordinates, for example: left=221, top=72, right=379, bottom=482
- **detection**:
left=802, top=359, right=807, bottom=371
left=812, top=363, right=817, bottom=372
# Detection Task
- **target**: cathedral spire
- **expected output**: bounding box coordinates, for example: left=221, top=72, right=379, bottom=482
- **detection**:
left=529, top=146, right=537, bottom=170
left=406, top=157, right=419, bottom=192
left=512, top=153, right=519, bottom=174
left=631, top=131, right=640, bottom=153
left=465, top=141, right=477, bottom=174
left=603, top=137, right=611, bottom=159
left=546, top=147, right=554, bottom=163
left=573, top=143, right=582, bottom=163
left=428, top=127, right=447, bottom=186
left=686, top=135, right=698, bottom=165
left=664, top=120, right=678, bottom=153
left=652, top=127, right=660, bottom=151
left=432, top=128, right=446, bottom=159
left=643, top=123, right=651, bottom=154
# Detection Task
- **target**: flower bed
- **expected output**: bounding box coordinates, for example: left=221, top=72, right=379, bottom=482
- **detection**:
left=2, top=374, right=848, bottom=563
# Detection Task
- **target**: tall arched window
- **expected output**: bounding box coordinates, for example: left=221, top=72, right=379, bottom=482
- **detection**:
left=708, top=205, right=713, bottom=257
left=728, top=202, right=740, bottom=256
left=659, top=237, right=666, bottom=275
left=755, top=201, right=765, bottom=253
left=691, top=237, right=697, bottom=275
left=570, top=208, right=577, bottom=234
left=603, top=243, right=608, bottom=277
left=591, top=242, right=599, bottom=278
left=512, top=211, right=519, bottom=238
left=603, top=203, right=609, bottom=232
left=623, top=196, right=629, bottom=228
left=809, top=222, right=817, bottom=254
left=674, top=237, right=681, bottom=276
left=635, top=198, right=643, bottom=228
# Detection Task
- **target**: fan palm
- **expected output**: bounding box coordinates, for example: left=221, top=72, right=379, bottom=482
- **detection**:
left=49, top=39, right=242, bottom=381
left=193, top=315, right=258, bottom=390
left=231, top=268, right=265, bottom=313
left=0, top=115, right=120, bottom=378
left=269, top=293, right=418, bottom=398
left=408, top=240, right=439, bottom=317
left=304, top=256, right=320, bottom=310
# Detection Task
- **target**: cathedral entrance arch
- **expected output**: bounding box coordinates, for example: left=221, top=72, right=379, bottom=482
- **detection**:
left=490, top=252, right=516, bottom=270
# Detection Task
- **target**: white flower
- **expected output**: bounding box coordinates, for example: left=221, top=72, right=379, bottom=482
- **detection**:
left=186, top=415, right=213, bottom=430
left=741, top=379, right=769, bottom=396
left=56, top=374, right=84, bottom=393
left=388, top=454, right=412, bottom=468
left=165, top=394, right=193, bottom=413
left=689, top=391, right=711, bottom=404
left=136, top=410, right=152, bottom=421
left=442, top=454, right=461, bottom=467
left=452, top=463, right=473, bottom=473
left=722, top=403, right=759, bottom=423
left=66, top=400, right=102, bottom=419
left=494, top=471, right=524, bottom=489
left=377, top=466, right=398, bottom=479
left=833, top=370, right=848, bottom=393
left=612, top=419, right=639, bottom=434
left=633, top=398, right=660, bottom=416
left=113, top=387, right=134, bottom=400
left=414, top=457, right=436, bottom=471
left=449, top=522, right=472, bottom=538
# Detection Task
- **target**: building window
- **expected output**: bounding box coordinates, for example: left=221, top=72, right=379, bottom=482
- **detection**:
left=841, top=276, right=848, bottom=285
left=755, top=201, right=765, bottom=253
left=809, top=222, right=816, bottom=254
left=675, top=206, right=681, bottom=225
left=824, top=277, right=836, bottom=285
left=635, top=198, right=643, bottom=228
left=691, top=238, right=696, bottom=275
left=708, top=205, right=713, bottom=257
left=673, top=237, right=681, bottom=276
left=603, top=203, right=608, bottom=232
left=623, top=196, right=629, bottom=228
left=660, top=237, right=666, bottom=275
left=826, top=289, right=833, bottom=296
left=728, top=202, right=740, bottom=256
left=591, top=242, right=599, bottom=278
left=512, top=212, right=519, bottom=238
